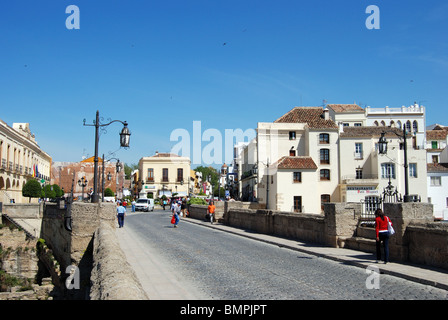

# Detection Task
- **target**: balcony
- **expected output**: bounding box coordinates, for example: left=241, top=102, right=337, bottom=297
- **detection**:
left=341, top=174, right=379, bottom=185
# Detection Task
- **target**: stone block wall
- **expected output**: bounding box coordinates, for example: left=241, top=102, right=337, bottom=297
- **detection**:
left=90, top=221, right=148, bottom=300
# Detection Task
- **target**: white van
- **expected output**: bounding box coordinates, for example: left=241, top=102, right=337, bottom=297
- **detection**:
left=135, top=198, right=154, bottom=212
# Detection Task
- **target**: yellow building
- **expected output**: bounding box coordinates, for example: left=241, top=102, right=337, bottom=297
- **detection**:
left=138, top=152, right=191, bottom=199
left=0, top=120, right=52, bottom=203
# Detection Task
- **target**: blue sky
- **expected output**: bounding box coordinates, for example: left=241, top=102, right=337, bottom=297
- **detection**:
left=0, top=1, right=447, bottom=168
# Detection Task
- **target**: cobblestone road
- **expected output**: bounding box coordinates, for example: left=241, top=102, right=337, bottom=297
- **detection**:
left=124, top=210, right=448, bottom=300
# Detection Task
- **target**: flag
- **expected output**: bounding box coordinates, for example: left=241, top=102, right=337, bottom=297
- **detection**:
left=32, top=164, right=36, bottom=177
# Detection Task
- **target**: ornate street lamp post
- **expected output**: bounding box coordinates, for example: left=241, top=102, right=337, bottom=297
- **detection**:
left=77, top=176, right=88, bottom=201
left=377, top=125, right=412, bottom=202
left=83, top=110, right=130, bottom=203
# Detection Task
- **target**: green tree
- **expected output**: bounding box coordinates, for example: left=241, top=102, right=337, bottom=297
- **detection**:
left=104, top=188, right=114, bottom=197
left=52, top=184, right=63, bottom=198
left=43, top=185, right=56, bottom=199
left=22, top=179, right=42, bottom=203
left=124, top=163, right=138, bottom=179
left=194, top=166, right=219, bottom=188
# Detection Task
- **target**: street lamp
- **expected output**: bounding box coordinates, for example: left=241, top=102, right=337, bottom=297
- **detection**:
left=77, top=176, right=88, bottom=201
left=377, top=125, right=412, bottom=202
left=83, top=110, right=130, bottom=203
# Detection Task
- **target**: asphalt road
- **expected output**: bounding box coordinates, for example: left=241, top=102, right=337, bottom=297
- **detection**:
left=120, top=209, right=448, bottom=300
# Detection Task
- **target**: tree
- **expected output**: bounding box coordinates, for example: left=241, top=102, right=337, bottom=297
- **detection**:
left=22, top=179, right=42, bottom=203
left=43, top=185, right=56, bottom=199
left=104, top=188, right=114, bottom=197
left=124, top=163, right=138, bottom=179
left=52, top=184, right=63, bottom=198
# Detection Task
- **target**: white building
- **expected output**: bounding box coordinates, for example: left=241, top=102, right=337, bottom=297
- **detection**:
left=138, top=152, right=191, bottom=199
left=365, top=103, right=426, bottom=149
left=339, top=126, right=427, bottom=204
left=425, top=125, right=448, bottom=220
left=244, top=106, right=340, bottom=214
left=0, top=120, right=52, bottom=203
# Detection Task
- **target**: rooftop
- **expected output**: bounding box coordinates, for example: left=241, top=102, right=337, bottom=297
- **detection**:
left=276, top=156, right=318, bottom=170
left=274, top=107, right=338, bottom=129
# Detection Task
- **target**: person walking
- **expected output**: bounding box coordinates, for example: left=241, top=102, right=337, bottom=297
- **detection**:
left=172, top=201, right=181, bottom=228
left=375, top=208, right=392, bottom=263
left=131, top=199, right=136, bottom=212
left=207, top=201, right=216, bottom=224
left=117, top=202, right=126, bottom=228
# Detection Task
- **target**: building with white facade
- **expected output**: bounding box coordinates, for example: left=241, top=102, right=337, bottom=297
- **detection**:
left=239, top=106, right=340, bottom=214
left=365, top=103, right=426, bottom=149
left=339, top=126, right=427, bottom=204
left=0, top=120, right=52, bottom=203
left=425, top=124, right=448, bottom=220
left=138, top=152, right=191, bottom=199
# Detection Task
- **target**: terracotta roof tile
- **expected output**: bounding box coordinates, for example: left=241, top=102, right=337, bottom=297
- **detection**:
left=276, top=156, right=318, bottom=170
left=327, top=104, right=364, bottom=113
left=427, top=130, right=448, bottom=140
left=340, top=126, right=409, bottom=138
left=274, top=107, right=338, bottom=129
left=427, top=163, right=448, bottom=172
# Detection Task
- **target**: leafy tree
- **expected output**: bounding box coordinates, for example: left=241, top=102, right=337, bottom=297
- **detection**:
left=43, top=185, right=56, bottom=199
left=22, top=179, right=42, bottom=203
left=52, top=184, right=63, bottom=198
left=124, top=163, right=138, bottom=179
left=104, top=188, right=114, bottom=197
left=194, top=166, right=219, bottom=188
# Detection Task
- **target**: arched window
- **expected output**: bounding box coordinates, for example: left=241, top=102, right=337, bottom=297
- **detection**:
left=381, top=120, right=386, bottom=126
left=390, top=120, right=395, bottom=128
left=406, top=120, right=411, bottom=132
left=374, top=121, right=379, bottom=126
left=413, top=121, right=418, bottom=133
left=397, top=120, right=402, bottom=129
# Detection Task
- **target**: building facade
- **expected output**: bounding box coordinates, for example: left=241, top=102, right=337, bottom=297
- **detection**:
left=51, top=156, right=125, bottom=200
left=138, top=152, right=191, bottom=199
left=0, top=120, right=52, bottom=203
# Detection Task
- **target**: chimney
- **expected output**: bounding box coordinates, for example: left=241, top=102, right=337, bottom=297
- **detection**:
left=323, top=108, right=329, bottom=120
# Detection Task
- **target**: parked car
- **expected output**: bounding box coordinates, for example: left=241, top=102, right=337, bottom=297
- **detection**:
left=135, top=198, right=154, bottom=212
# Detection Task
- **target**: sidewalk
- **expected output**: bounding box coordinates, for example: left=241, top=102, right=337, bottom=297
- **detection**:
left=182, top=216, right=448, bottom=291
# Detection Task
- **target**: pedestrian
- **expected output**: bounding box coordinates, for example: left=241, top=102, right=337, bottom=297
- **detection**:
left=181, top=199, right=187, bottom=217
left=162, top=199, right=167, bottom=210
left=131, top=199, right=136, bottom=212
left=117, top=202, right=126, bottom=228
left=207, top=201, right=216, bottom=224
left=375, top=208, right=392, bottom=264
left=172, top=201, right=180, bottom=227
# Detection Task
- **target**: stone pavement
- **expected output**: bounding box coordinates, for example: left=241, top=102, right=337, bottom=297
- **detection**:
left=117, top=214, right=448, bottom=300
left=183, top=217, right=448, bottom=292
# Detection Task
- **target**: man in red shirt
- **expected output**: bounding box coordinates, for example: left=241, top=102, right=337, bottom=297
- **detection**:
left=375, top=208, right=392, bottom=263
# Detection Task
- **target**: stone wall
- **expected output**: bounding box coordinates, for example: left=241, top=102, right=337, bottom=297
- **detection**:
left=210, top=201, right=448, bottom=270
left=90, top=221, right=148, bottom=300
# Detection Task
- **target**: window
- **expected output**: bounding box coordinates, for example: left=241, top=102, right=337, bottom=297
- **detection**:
left=319, top=133, right=329, bottom=144
left=406, top=120, right=411, bottom=132
left=289, top=131, right=296, bottom=140
left=293, top=172, right=301, bottom=183
left=356, top=168, right=363, bottom=179
left=320, top=169, right=330, bottom=181
left=355, top=143, right=363, bottom=159
left=430, top=176, right=441, bottom=186
left=431, top=141, right=438, bottom=149
left=321, top=194, right=330, bottom=212
left=320, top=149, right=330, bottom=164
left=354, top=123, right=362, bottom=127
left=409, top=163, right=417, bottom=178
left=432, top=155, right=439, bottom=164
left=177, top=168, right=183, bottom=182
left=289, top=149, right=296, bottom=156
left=413, top=121, right=418, bottom=133
left=147, top=168, right=154, bottom=182
left=293, top=196, right=302, bottom=213
left=381, top=163, right=395, bottom=179
left=162, top=168, right=169, bottom=182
